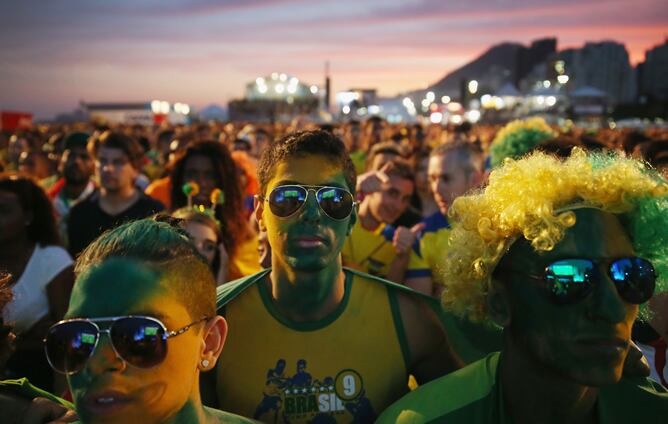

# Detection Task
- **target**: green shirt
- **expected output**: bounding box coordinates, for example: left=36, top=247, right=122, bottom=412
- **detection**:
left=377, top=352, right=668, bottom=423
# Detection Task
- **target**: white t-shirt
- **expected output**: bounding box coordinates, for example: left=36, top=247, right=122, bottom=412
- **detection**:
left=3, top=244, right=73, bottom=334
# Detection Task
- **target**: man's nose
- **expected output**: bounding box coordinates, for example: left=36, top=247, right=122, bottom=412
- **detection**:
left=587, top=270, right=630, bottom=324
left=299, top=190, right=322, bottom=222
left=83, top=334, right=126, bottom=377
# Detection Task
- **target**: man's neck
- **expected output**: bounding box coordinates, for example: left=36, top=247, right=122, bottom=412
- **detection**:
left=99, top=186, right=139, bottom=215
left=500, top=333, right=599, bottom=424
left=63, top=179, right=90, bottom=200
left=268, top=257, right=346, bottom=323
left=163, top=387, right=211, bottom=424
left=358, top=201, right=381, bottom=231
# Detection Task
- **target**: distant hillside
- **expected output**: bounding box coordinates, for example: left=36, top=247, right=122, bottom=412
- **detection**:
left=408, top=38, right=556, bottom=98
left=431, top=42, right=522, bottom=92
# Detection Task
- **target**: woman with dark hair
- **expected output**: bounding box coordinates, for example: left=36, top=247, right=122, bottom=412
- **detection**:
left=0, top=173, right=74, bottom=390
left=146, top=140, right=260, bottom=281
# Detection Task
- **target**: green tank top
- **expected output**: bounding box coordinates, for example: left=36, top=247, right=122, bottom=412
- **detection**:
left=214, top=268, right=411, bottom=423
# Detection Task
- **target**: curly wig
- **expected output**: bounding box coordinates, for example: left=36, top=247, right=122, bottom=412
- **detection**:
left=442, top=148, right=668, bottom=323
left=489, top=117, right=557, bottom=168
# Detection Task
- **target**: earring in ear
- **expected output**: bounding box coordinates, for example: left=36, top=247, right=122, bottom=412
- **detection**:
left=201, top=359, right=210, bottom=368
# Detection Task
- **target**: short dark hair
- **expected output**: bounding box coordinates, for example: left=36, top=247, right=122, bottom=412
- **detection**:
left=63, top=132, right=90, bottom=152
left=385, top=159, right=415, bottom=182
left=75, top=218, right=216, bottom=319
left=430, top=142, right=482, bottom=176
left=369, top=141, right=402, bottom=160
left=258, top=130, right=357, bottom=196
left=88, top=130, right=144, bottom=169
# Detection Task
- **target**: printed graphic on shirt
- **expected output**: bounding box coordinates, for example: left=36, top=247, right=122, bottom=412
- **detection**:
left=253, top=359, right=375, bottom=423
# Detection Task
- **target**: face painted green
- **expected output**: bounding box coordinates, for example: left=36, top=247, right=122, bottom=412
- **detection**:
left=501, top=208, right=638, bottom=386
left=260, top=155, right=356, bottom=274
left=66, top=259, right=206, bottom=424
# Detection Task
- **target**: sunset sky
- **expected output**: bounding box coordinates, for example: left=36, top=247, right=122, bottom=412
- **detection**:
left=1, top=0, right=666, bottom=119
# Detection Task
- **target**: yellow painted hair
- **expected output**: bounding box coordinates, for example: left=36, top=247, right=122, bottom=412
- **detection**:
left=442, top=148, right=668, bottom=323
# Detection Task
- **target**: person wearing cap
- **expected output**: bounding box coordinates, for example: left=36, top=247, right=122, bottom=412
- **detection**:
left=378, top=149, right=668, bottom=422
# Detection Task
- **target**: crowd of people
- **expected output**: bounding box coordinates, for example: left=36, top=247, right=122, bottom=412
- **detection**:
left=0, top=116, right=667, bottom=422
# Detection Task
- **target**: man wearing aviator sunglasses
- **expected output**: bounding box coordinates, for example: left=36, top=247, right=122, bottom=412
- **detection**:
left=207, top=130, right=462, bottom=422
left=46, top=221, right=256, bottom=423
left=379, top=149, right=668, bottom=421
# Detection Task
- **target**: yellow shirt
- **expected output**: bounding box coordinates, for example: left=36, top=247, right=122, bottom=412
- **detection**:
left=341, top=220, right=430, bottom=282
left=215, top=268, right=412, bottom=423
left=227, top=233, right=261, bottom=281
left=417, top=212, right=451, bottom=287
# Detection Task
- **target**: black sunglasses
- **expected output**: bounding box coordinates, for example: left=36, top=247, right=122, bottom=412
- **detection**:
left=501, top=257, right=656, bottom=305
left=44, top=315, right=208, bottom=375
left=263, top=185, right=356, bottom=220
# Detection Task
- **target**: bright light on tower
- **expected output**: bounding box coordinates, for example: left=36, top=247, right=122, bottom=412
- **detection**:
left=441, top=95, right=451, bottom=104
left=557, top=75, right=569, bottom=84
left=426, top=91, right=435, bottom=102
left=258, top=85, right=268, bottom=94
left=429, top=112, right=443, bottom=124
left=275, top=84, right=285, bottom=94
left=543, top=80, right=551, bottom=88
left=151, top=100, right=161, bottom=114
left=279, top=73, right=287, bottom=82
left=310, top=85, right=318, bottom=94
left=256, top=77, right=265, bottom=85
left=466, top=110, right=481, bottom=123
left=468, top=80, right=478, bottom=94
left=160, top=101, right=170, bottom=114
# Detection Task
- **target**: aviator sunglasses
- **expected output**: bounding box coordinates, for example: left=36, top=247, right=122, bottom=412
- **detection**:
left=501, top=257, right=656, bottom=305
left=44, top=315, right=208, bottom=375
left=262, top=185, right=356, bottom=220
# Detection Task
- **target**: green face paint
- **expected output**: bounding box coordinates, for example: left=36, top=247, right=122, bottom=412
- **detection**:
left=262, top=155, right=356, bottom=274
left=501, top=209, right=638, bottom=386
left=65, top=259, right=207, bottom=424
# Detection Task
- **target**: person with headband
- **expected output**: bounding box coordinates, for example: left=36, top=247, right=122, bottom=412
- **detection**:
left=379, top=148, right=668, bottom=422
left=44, top=219, right=256, bottom=423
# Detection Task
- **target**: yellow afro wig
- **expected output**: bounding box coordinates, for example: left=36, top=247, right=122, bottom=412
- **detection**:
left=442, top=148, right=668, bottom=323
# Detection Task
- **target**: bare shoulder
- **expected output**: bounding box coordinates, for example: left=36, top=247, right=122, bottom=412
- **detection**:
left=396, top=290, right=463, bottom=383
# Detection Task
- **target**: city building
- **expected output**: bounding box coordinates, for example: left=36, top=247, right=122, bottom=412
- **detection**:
left=228, top=73, right=320, bottom=122
left=638, top=39, right=668, bottom=101
left=81, top=101, right=191, bottom=125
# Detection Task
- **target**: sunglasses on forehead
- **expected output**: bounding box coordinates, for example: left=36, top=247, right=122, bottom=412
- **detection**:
left=44, top=315, right=208, bottom=375
left=262, top=185, right=356, bottom=220
left=500, top=257, right=656, bottom=305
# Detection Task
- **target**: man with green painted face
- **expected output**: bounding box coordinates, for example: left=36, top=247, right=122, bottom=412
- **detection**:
left=206, top=130, right=462, bottom=422
left=378, top=149, right=668, bottom=422
left=46, top=220, right=257, bottom=423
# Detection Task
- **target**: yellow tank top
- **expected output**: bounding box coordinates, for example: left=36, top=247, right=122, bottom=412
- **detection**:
left=215, top=268, right=410, bottom=422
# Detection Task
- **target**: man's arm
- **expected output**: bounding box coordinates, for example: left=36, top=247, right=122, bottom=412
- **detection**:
left=398, top=292, right=463, bottom=384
